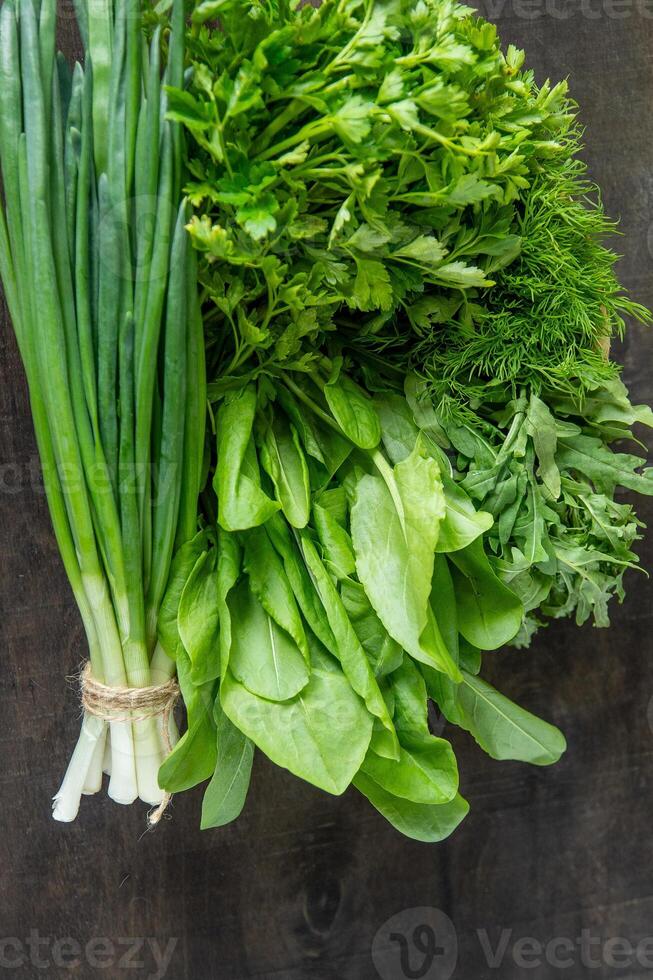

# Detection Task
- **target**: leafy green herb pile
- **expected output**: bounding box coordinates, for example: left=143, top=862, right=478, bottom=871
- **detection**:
left=168, top=0, right=653, bottom=643
left=1, top=0, right=651, bottom=842
left=153, top=0, right=652, bottom=839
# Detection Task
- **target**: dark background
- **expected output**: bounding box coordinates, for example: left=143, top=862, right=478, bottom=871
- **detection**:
left=2, top=2, right=653, bottom=978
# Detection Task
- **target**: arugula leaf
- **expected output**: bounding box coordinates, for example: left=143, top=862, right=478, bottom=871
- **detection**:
left=556, top=434, right=653, bottom=495
left=526, top=394, right=561, bottom=499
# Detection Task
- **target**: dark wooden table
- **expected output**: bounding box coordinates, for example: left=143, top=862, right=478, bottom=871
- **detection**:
left=1, top=3, right=652, bottom=978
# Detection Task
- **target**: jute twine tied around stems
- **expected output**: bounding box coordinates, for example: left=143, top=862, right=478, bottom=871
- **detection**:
left=80, top=663, right=180, bottom=826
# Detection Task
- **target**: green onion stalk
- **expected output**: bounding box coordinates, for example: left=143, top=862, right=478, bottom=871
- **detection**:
left=0, top=0, right=205, bottom=820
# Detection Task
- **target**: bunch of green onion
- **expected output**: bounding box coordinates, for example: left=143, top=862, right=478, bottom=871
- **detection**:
left=0, top=0, right=205, bottom=819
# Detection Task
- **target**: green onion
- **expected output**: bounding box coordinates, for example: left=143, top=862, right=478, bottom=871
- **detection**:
left=0, top=0, right=205, bottom=821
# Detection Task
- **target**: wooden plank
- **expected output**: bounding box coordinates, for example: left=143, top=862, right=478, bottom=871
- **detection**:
left=0, top=3, right=651, bottom=978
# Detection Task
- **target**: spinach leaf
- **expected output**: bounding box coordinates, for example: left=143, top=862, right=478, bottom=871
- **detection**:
left=374, top=391, right=420, bottom=463
left=228, top=579, right=310, bottom=701
left=216, top=528, right=241, bottom=681
left=361, top=739, right=458, bottom=806
left=449, top=539, right=523, bottom=649
left=458, top=640, right=482, bottom=675
left=429, top=555, right=459, bottom=664
left=340, top=579, right=404, bottom=678
left=201, top=699, right=254, bottom=830
left=323, top=374, right=381, bottom=450
left=243, top=525, right=309, bottom=660
left=215, top=385, right=279, bottom=530
left=375, top=391, right=492, bottom=552
left=362, top=657, right=459, bottom=804
left=266, top=513, right=338, bottom=653
left=313, top=499, right=356, bottom=580
left=221, top=667, right=373, bottom=795
left=354, top=774, right=469, bottom=843
left=277, top=386, right=353, bottom=476
left=351, top=445, right=460, bottom=678
left=178, top=549, right=221, bottom=685
left=300, top=533, right=399, bottom=759
left=259, top=416, right=311, bottom=528
left=389, top=657, right=431, bottom=737
left=424, top=666, right=566, bottom=766
left=159, top=651, right=217, bottom=793
left=158, top=530, right=209, bottom=661
left=436, top=472, right=494, bottom=554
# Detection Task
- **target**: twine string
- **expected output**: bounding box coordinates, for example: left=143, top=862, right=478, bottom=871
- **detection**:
left=80, top=663, right=180, bottom=825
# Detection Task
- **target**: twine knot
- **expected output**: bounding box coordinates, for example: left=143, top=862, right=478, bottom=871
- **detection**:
left=80, top=664, right=180, bottom=825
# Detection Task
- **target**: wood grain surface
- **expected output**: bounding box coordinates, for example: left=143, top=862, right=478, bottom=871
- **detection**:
left=1, top=3, right=652, bottom=978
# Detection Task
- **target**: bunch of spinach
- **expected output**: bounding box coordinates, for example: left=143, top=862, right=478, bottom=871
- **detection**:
left=157, top=367, right=565, bottom=841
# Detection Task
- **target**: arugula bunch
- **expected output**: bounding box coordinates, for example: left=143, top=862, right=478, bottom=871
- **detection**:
left=387, top=378, right=653, bottom=644
left=158, top=367, right=565, bottom=841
